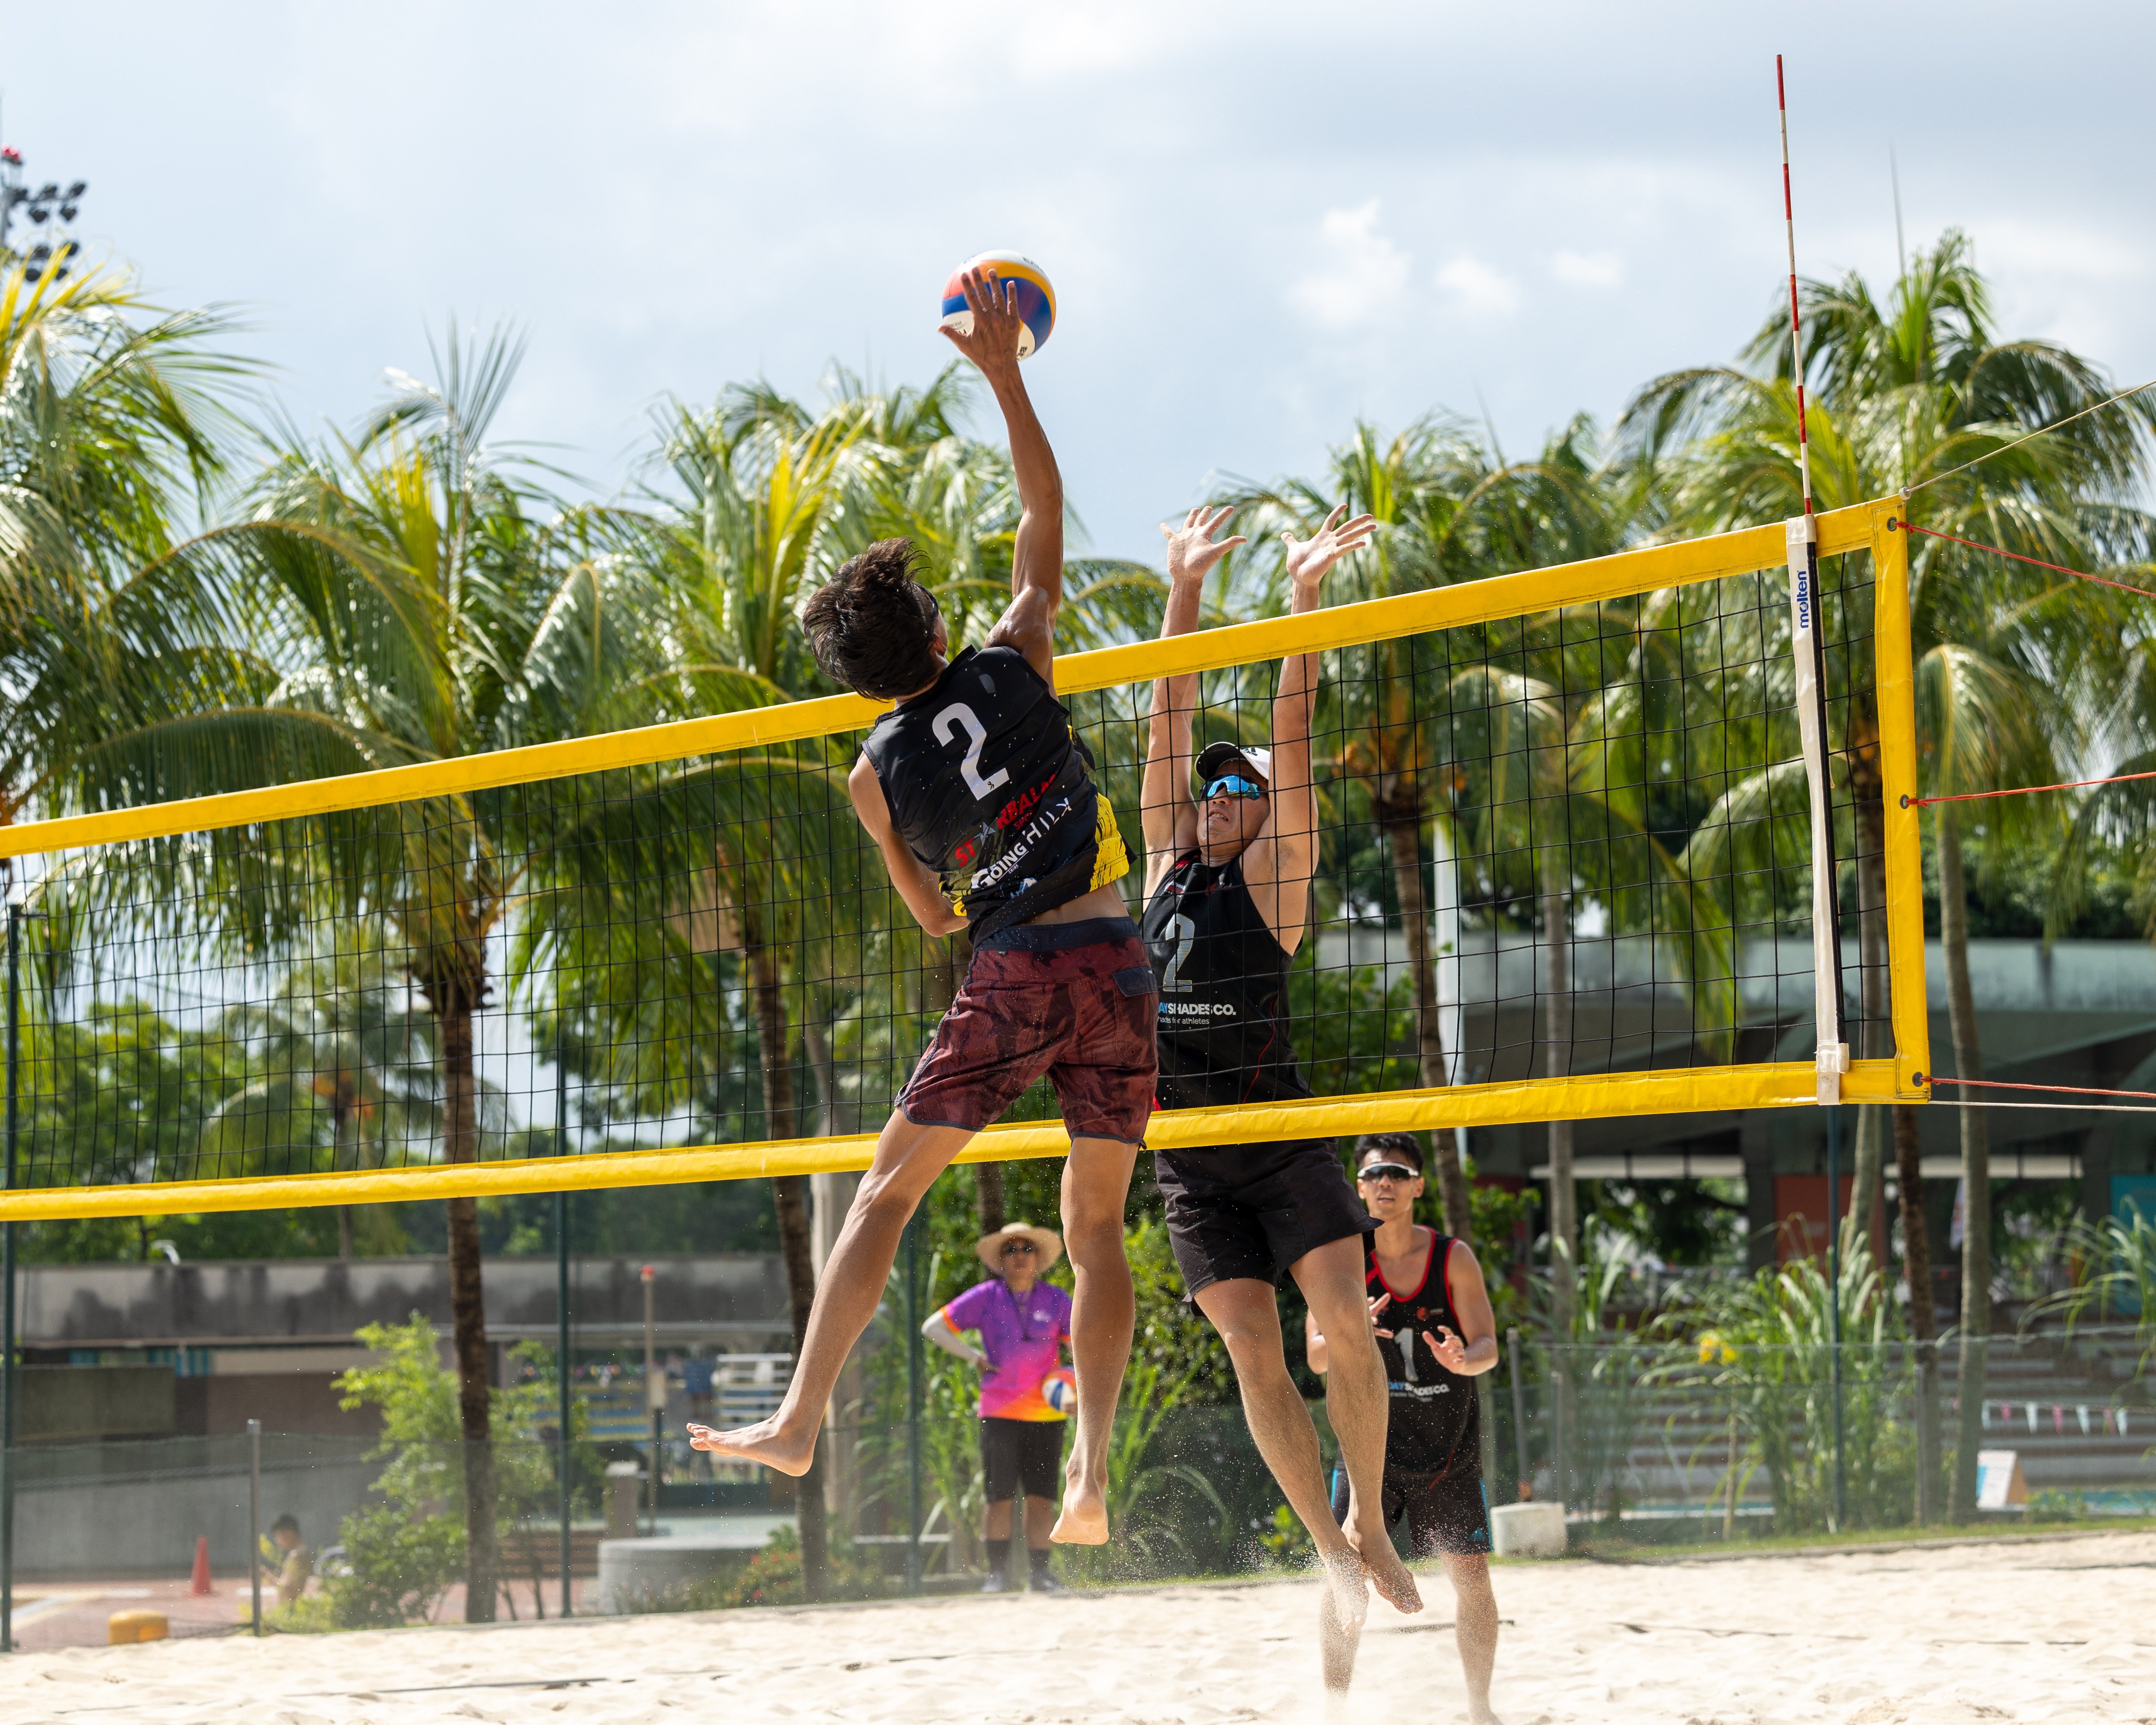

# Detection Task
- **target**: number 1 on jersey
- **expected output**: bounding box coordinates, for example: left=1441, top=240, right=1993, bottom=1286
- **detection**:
left=932, top=701, right=1010, bottom=801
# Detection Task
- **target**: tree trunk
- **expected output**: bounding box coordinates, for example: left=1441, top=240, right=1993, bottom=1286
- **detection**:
left=1936, top=806, right=1990, bottom=1521
left=1381, top=806, right=1470, bottom=1238
left=1541, top=846, right=1577, bottom=1503
left=976, top=1161, right=1006, bottom=1237
left=740, top=901, right=829, bottom=1599
left=436, top=979, right=498, bottom=1624
left=338, top=1207, right=356, bottom=1260
left=1849, top=712, right=1890, bottom=1249
left=1893, top=1104, right=1940, bottom=1524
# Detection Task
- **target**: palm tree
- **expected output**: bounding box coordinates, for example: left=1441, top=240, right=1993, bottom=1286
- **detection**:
left=0, top=259, right=272, bottom=848
left=1625, top=230, right=2156, bottom=1518
left=195, top=950, right=443, bottom=1254
left=219, top=326, right=658, bottom=1617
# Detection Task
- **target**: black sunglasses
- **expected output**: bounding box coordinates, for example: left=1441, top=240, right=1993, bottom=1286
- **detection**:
left=1000, top=1240, right=1038, bottom=1256
left=1356, top=1162, right=1420, bottom=1184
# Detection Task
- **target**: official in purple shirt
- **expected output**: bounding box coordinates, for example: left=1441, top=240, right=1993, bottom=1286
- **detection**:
left=923, top=1222, right=1073, bottom=1591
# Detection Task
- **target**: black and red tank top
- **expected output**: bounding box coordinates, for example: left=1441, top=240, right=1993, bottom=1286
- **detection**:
left=1365, top=1228, right=1480, bottom=1482
left=1140, top=851, right=1313, bottom=1112
left=861, top=646, right=1129, bottom=940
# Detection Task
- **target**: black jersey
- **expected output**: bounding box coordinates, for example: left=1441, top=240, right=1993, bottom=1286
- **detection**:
left=861, top=645, right=1129, bottom=940
left=1365, top=1229, right=1481, bottom=1483
left=1140, top=851, right=1313, bottom=1112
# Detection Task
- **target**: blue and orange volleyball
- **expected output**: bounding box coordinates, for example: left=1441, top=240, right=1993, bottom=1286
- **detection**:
left=938, top=251, right=1056, bottom=358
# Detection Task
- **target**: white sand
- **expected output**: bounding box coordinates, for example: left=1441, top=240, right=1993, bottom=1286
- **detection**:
left=3, top=1532, right=2150, bottom=1725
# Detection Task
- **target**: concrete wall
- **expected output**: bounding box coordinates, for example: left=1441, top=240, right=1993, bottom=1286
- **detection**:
left=8, top=1437, right=378, bottom=1581
left=18, top=1366, right=176, bottom=1442
left=14, top=1253, right=789, bottom=1351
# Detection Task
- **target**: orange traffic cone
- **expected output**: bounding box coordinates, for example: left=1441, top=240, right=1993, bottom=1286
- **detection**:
left=189, top=1535, right=212, bottom=1596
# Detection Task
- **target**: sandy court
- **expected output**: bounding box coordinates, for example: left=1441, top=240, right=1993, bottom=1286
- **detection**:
left=1, top=1531, right=2148, bottom=1725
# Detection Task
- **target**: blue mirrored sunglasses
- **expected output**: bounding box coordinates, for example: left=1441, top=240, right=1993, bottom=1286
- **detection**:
left=1203, top=775, right=1265, bottom=802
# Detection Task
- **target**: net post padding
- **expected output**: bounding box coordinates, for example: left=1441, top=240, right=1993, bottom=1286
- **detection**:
left=0, top=1057, right=1915, bottom=1221
left=1872, top=506, right=1932, bottom=1097
left=1786, top=513, right=1849, bottom=1105
left=0, top=496, right=1930, bottom=1223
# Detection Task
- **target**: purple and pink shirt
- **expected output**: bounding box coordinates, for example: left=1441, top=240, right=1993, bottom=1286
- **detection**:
left=940, top=1276, right=1073, bottom=1421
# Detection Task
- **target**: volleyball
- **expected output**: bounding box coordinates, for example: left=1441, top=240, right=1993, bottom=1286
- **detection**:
left=1041, top=1366, right=1077, bottom=1417
left=938, top=251, right=1056, bottom=358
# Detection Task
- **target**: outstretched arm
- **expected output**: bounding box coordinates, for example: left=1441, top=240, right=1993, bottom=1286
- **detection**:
left=1240, top=506, right=1375, bottom=950
left=945, top=265, right=1064, bottom=688
left=1141, top=507, right=1245, bottom=894
left=849, top=755, right=965, bottom=938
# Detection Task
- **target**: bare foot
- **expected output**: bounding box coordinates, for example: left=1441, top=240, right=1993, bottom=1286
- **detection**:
left=1346, top=1520, right=1422, bottom=1614
left=1050, top=1468, right=1109, bottom=1544
left=1467, top=1705, right=1504, bottom=1725
left=683, top=1418, right=815, bottom=1477
left=1318, top=1549, right=1368, bottom=1697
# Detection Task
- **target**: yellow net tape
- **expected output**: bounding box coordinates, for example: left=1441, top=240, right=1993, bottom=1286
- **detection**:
left=0, top=498, right=1927, bottom=1219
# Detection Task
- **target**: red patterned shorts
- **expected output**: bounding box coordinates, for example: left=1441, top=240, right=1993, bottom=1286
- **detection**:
left=901, top=917, right=1158, bottom=1146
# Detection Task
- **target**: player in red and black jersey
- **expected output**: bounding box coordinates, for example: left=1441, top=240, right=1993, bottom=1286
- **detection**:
left=689, top=266, right=1150, bottom=1548
left=1137, top=506, right=1424, bottom=1646
left=1309, top=1133, right=1503, bottom=1721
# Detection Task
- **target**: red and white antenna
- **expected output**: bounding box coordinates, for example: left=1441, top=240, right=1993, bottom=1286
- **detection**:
left=1776, top=53, right=1845, bottom=1108
left=1777, top=52, right=1814, bottom=519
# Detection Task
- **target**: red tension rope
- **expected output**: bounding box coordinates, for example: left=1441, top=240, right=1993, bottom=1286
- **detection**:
left=1893, top=518, right=2156, bottom=603
left=1892, top=519, right=2156, bottom=807
left=1903, top=765, right=2156, bottom=809
left=1928, top=1075, right=2156, bottom=1104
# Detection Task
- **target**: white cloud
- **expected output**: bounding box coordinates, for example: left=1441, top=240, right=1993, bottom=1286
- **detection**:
left=1551, top=249, right=1626, bottom=289
left=1434, top=256, right=1519, bottom=317
left=1288, top=200, right=1412, bottom=330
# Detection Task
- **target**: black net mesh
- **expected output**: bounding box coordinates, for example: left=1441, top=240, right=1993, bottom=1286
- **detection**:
left=0, top=551, right=1886, bottom=1196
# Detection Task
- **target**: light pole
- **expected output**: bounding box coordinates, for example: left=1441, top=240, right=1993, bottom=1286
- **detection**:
left=0, top=144, right=87, bottom=280
left=641, top=1264, right=661, bottom=1536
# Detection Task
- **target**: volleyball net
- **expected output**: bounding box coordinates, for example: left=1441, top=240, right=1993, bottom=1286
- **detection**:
left=0, top=498, right=1927, bottom=1221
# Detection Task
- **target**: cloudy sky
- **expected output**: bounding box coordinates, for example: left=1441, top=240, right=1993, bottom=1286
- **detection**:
left=9, top=1, right=2151, bottom=562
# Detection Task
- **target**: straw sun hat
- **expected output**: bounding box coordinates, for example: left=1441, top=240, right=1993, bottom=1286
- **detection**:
left=974, top=1222, right=1063, bottom=1274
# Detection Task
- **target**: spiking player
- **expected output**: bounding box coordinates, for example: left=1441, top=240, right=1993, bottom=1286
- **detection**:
left=688, top=267, right=1152, bottom=1546
left=1138, top=505, right=1425, bottom=1643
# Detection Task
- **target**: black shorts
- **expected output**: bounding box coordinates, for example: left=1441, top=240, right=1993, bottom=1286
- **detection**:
left=1330, top=1464, right=1492, bottom=1558
left=1154, top=1138, right=1375, bottom=1296
left=981, top=1417, right=1064, bottom=1502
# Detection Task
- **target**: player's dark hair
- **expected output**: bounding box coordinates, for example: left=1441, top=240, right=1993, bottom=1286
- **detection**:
left=1354, top=1132, right=1424, bottom=1173
left=802, top=539, right=942, bottom=699
left=271, top=1513, right=301, bottom=1535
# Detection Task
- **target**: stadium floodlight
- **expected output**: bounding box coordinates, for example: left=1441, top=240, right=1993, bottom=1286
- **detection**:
left=0, top=145, right=88, bottom=281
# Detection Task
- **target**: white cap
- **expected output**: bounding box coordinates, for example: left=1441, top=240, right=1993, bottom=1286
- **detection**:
left=1195, top=741, right=1272, bottom=789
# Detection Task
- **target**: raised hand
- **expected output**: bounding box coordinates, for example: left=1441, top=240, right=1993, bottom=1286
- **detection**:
left=1281, top=503, right=1377, bottom=591
left=938, top=264, right=1025, bottom=378
left=1160, top=505, right=1248, bottom=586
left=1425, top=1324, right=1470, bottom=1374
left=1366, top=1290, right=1394, bottom=1339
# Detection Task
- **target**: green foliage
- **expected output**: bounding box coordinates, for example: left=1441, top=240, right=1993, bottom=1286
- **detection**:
left=314, top=1503, right=466, bottom=1630
left=1657, top=1236, right=1914, bottom=1533
left=310, top=1315, right=578, bottom=1628
left=2033, top=1211, right=2156, bottom=1373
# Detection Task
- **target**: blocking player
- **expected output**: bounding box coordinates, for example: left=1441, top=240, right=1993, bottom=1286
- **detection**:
left=1138, top=505, right=1424, bottom=1639
left=1308, top=1133, right=1501, bottom=1720
left=689, top=267, right=1152, bottom=1546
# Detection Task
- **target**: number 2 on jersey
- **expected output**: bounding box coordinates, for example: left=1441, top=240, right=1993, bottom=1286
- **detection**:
left=1159, top=913, right=1196, bottom=994
left=932, top=701, right=1010, bottom=801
